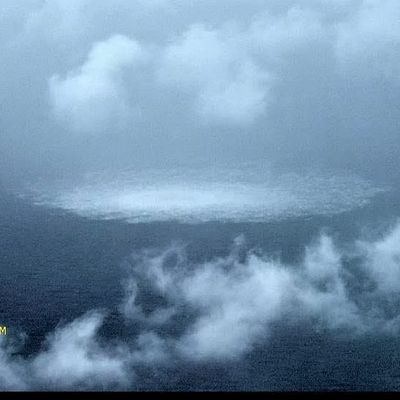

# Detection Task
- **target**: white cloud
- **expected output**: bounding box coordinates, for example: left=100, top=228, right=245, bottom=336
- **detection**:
left=121, top=236, right=354, bottom=361
left=0, top=337, right=29, bottom=390
left=297, top=235, right=365, bottom=332
left=121, top=224, right=400, bottom=361
left=130, top=332, right=170, bottom=365
left=122, top=238, right=294, bottom=360
left=3, top=222, right=400, bottom=389
left=156, top=6, right=332, bottom=126
left=157, top=24, right=272, bottom=126
left=49, top=34, right=145, bottom=135
left=0, top=311, right=132, bottom=391
left=176, top=252, right=294, bottom=360
left=359, top=222, right=400, bottom=294
left=2, top=0, right=400, bottom=178
left=32, top=311, right=130, bottom=390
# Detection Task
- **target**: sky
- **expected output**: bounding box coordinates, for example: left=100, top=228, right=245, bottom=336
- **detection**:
left=1, top=0, right=400, bottom=183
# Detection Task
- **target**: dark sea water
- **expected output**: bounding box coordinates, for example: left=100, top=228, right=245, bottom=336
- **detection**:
left=1, top=187, right=400, bottom=391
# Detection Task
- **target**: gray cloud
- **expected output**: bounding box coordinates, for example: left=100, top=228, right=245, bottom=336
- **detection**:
left=0, top=336, right=29, bottom=390
left=1, top=0, right=400, bottom=181
left=0, top=311, right=131, bottom=390
left=32, top=311, right=130, bottom=390
left=3, top=221, right=400, bottom=390
left=122, top=222, right=400, bottom=361
left=157, top=24, right=272, bottom=125
left=49, top=34, right=146, bottom=135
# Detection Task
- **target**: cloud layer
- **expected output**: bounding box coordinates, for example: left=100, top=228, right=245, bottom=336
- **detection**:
left=0, top=312, right=130, bottom=390
left=157, top=24, right=272, bottom=125
left=2, top=0, right=400, bottom=179
left=49, top=35, right=145, bottom=135
left=3, top=221, right=400, bottom=390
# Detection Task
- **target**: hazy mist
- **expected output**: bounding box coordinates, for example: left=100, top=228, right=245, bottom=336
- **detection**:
left=1, top=0, right=400, bottom=185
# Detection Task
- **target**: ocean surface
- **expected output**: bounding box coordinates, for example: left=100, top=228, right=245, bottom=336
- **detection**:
left=1, top=171, right=400, bottom=391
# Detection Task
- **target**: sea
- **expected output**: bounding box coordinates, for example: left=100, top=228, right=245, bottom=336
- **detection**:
left=1, top=166, right=400, bottom=391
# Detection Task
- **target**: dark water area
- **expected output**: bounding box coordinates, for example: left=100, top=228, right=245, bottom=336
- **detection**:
left=1, top=187, right=400, bottom=390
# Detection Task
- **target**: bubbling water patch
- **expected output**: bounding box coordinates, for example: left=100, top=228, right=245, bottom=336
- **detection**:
left=19, top=166, right=384, bottom=223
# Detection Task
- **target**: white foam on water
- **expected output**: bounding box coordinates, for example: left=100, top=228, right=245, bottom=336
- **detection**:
left=19, top=166, right=384, bottom=223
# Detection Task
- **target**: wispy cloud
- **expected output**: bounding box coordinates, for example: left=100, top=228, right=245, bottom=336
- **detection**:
left=49, top=35, right=146, bottom=135
left=3, top=221, right=400, bottom=390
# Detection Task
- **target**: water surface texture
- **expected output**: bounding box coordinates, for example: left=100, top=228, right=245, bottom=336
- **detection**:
left=1, top=174, right=400, bottom=391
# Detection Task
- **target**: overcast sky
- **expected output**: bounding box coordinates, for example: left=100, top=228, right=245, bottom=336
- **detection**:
left=1, top=0, right=400, bottom=183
